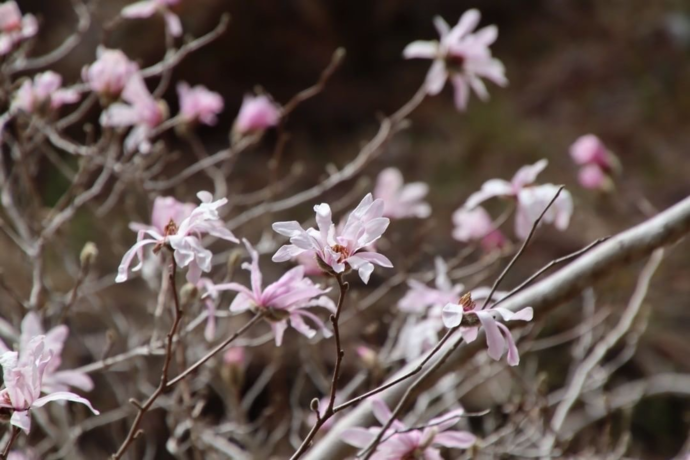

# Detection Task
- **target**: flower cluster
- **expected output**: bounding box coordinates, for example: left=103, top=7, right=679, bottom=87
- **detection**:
left=12, top=71, right=80, bottom=115
left=343, top=399, right=476, bottom=459
left=373, top=167, right=431, bottom=219
left=0, top=1, right=37, bottom=56
left=570, top=134, right=619, bottom=191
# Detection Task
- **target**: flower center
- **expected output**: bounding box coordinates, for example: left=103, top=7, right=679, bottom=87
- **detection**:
left=459, top=292, right=475, bottom=312
left=445, top=53, right=466, bottom=73
left=331, top=244, right=349, bottom=263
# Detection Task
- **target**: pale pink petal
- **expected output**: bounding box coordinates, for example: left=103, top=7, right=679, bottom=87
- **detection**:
left=33, top=391, right=99, bottom=414
left=492, top=306, right=533, bottom=322
left=46, top=370, right=94, bottom=392
left=464, top=179, right=513, bottom=209
left=121, top=1, right=158, bottom=18
left=434, top=431, right=477, bottom=449
left=163, top=11, right=182, bottom=37
left=442, top=303, right=463, bottom=328
left=476, top=311, right=505, bottom=361
left=342, top=427, right=376, bottom=448
left=403, top=40, right=438, bottom=59
left=497, top=322, right=520, bottom=366
left=578, top=164, right=607, bottom=190
left=511, top=159, right=548, bottom=189
left=425, top=59, right=448, bottom=96
left=10, top=410, right=31, bottom=433
left=451, top=75, right=470, bottom=110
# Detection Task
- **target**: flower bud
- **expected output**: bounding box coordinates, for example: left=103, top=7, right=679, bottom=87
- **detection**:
left=79, top=242, right=99, bottom=267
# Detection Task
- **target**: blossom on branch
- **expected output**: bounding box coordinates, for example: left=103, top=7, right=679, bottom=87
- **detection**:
left=0, top=337, right=99, bottom=433
left=122, top=0, right=182, bottom=37
left=373, top=167, right=431, bottom=219
left=0, top=313, right=93, bottom=394
left=116, top=191, right=238, bottom=284
left=569, top=134, right=619, bottom=191
left=452, top=205, right=506, bottom=251
left=209, top=239, right=335, bottom=346
left=0, top=1, right=37, bottom=56
left=272, top=194, right=393, bottom=284
left=82, top=48, right=139, bottom=100
left=463, top=159, right=573, bottom=239
left=100, top=72, right=167, bottom=154
left=11, top=71, right=80, bottom=114
left=342, top=399, right=476, bottom=459
left=232, top=93, right=281, bottom=140
left=177, top=82, right=224, bottom=126
left=442, top=292, right=533, bottom=366
left=403, top=9, right=507, bottom=110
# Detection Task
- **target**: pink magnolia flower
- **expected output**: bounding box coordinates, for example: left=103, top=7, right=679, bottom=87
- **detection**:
left=0, top=313, right=93, bottom=394
left=0, top=1, right=37, bottom=56
left=569, top=134, right=619, bottom=191
left=177, top=82, right=224, bottom=126
left=343, top=399, right=476, bottom=459
left=129, top=195, right=196, bottom=235
left=452, top=205, right=505, bottom=251
left=0, top=337, right=99, bottom=433
left=82, top=47, right=138, bottom=99
left=403, top=9, right=507, bottom=110
left=394, top=258, right=503, bottom=362
left=232, top=93, right=281, bottom=137
left=122, top=0, right=182, bottom=37
left=272, top=194, right=393, bottom=284
left=116, top=191, right=238, bottom=284
left=373, top=167, right=431, bottom=219
left=442, top=292, right=533, bottom=366
left=463, top=159, right=573, bottom=240
left=100, top=72, right=167, bottom=154
left=11, top=71, right=80, bottom=114
left=209, top=239, right=335, bottom=347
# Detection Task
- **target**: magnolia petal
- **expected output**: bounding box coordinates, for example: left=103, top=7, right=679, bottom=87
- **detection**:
left=442, top=303, right=463, bottom=328
left=425, top=59, right=448, bottom=96
left=476, top=311, right=505, bottom=361
left=434, top=431, right=477, bottom=449
left=402, top=40, right=438, bottom=59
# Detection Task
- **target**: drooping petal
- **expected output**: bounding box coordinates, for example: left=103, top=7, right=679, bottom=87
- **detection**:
left=476, top=311, right=505, bottom=361
left=115, top=238, right=158, bottom=282
left=425, top=59, right=448, bottom=96
left=434, top=430, right=477, bottom=449
left=492, top=306, right=533, bottom=322
left=451, top=74, right=470, bottom=110
left=33, top=391, right=99, bottom=415
left=10, top=410, right=31, bottom=433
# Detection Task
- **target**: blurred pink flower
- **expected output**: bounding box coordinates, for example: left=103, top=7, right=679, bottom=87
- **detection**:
left=442, top=293, right=533, bottom=366
left=11, top=71, right=80, bottom=114
left=116, top=191, right=238, bottom=284
left=569, top=134, right=618, bottom=190
left=373, top=167, right=431, bottom=219
left=8, top=451, right=38, bottom=460
left=100, top=72, right=167, bottom=153
left=0, top=1, right=37, bottom=56
left=130, top=196, right=196, bottom=235
left=272, top=194, right=393, bottom=284
left=398, top=257, right=463, bottom=315
left=82, top=47, right=138, bottom=99
left=0, top=313, right=94, bottom=394
left=403, top=9, right=507, bottom=110
left=223, top=347, right=245, bottom=366
left=209, top=239, right=335, bottom=347
left=233, top=93, right=281, bottom=136
left=452, top=205, right=505, bottom=251
left=122, top=0, right=182, bottom=37
left=342, top=399, right=476, bottom=459
left=0, top=337, right=99, bottom=433
left=463, top=159, right=573, bottom=240
left=177, top=82, right=224, bottom=125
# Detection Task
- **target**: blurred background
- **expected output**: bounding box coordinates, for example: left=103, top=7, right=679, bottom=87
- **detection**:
left=11, top=0, right=690, bottom=458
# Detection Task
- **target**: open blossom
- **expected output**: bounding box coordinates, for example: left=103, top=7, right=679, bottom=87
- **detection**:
left=116, top=191, right=238, bottom=284
left=442, top=292, right=533, bottom=366
left=393, top=258, right=503, bottom=362
left=373, top=167, right=431, bottom=219
left=82, top=47, right=138, bottom=99
left=0, top=337, right=99, bottom=433
left=11, top=71, right=80, bottom=114
left=0, top=313, right=93, bottom=394
left=122, top=0, right=182, bottom=37
left=452, top=205, right=505, bottom=251
left=100, top=72, right=167, bottom=153
left=343, top=399, right=476, bottom=459
left=569, top=134, right=619, bottom=190
left=177, top=82, right=224, bottom=125
left=0, top=1, right=37, bottom=56
left=232, top=93, right=281, bottom=137
left=208, top=239, right=335, bottom=346
left=272, top=194, right=393, bottom=284
left=403, top=9, right=507, bottom=110
left=130, top=195, right=196, bottom=236
left=463, top=159, right=573, bottom=240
